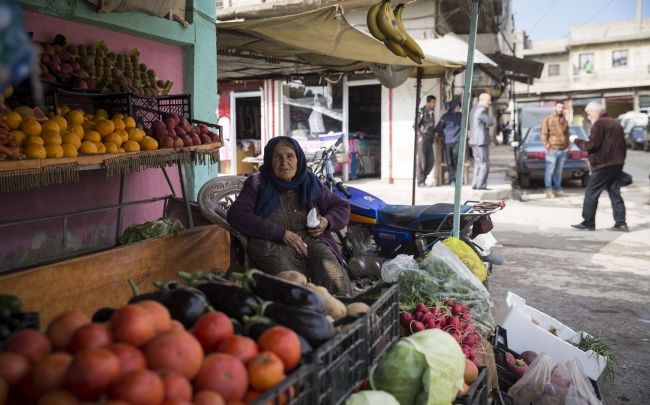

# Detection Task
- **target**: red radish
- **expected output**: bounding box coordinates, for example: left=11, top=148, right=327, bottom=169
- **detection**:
left=430, top=307, right=441, bottom=319
left=452, top=304, right=463, bottom=316
left=447, top=317, right=460, bottom=331
left=438, top=317, right=447, bottom=328
left=463, top=324, right=475, bottom=335
left=462, top=347, right=469, bottom=357
left=443, top=299, right=454, bottom=307
left=468, top=348, right=476, bottom=360
left=400, top=313, right=413, bottom=327
left=451, top=333, right=461, bottom=343
left=415, top=303, right=427, bottom=312
left=462, top=334, right=476, bottom=348
left=461, top=313, right=471, bottom=321
left=425, top=318, right=436, bottom=329
left=509, top=359, right=529, bottom=378
left=411, top=321, right=424, bottom=333
left=519, top=351, right=538, bottom=366
left=473, top=359, right=481, bottom=367
left=459, top=303, right=468, bottom=312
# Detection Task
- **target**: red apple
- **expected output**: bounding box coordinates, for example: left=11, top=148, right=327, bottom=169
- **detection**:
left=40, top=53, right=50, bottom=63
left=82, top=77, right=97, bottom=89
left=164, top=118, right=176, bottom=129
left=57, top=52, right=71, bottom=62
left=74, top=69, right=89, bottom=79
left=144, top=128, right=153, bottom=136
left=172, top=136, right=184, bottom=148
left=153, top=127, right=168, bottom=140
left=179, top=117, right=188, bottom=125
left=198, top=124, right=208, bottom=135
left=209, top=132, right=220, bottom=142
left=49, top=54, right=61, bottom=65
left=164, top=113, right=180, bottom=125
left=173, top=127, right=186, bottom=137
left=40, top=63, right=49, bottom=75
left=151, top=120, right=165, bottom=130
left=160, top=136, right=174, bottom=149
left=75, top=80, right=88, bottom=89
left=47, top=61, right=60, bottom=72
left=180, top=135, right=193, bottom=147
left=61, top=63, right=73, bottom=74
left=65, top=60, right=81, bottom=70
left=190, top=134, right=201, bottom=146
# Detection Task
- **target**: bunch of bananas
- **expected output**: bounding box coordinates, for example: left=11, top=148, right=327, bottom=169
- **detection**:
left=367, top=1, right=425, bottom=64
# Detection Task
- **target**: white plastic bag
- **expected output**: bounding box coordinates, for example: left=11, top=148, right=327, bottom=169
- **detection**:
left=381, top=254, right=419, bottom=283
left=565, top=358, right=602, bottom=405
left=508, top=352, right=566, bottom=405
left=307, top=208, right=320, bottom=228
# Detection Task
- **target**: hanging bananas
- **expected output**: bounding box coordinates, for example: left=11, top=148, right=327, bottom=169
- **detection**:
left=394, top=3, right=425, bottom=64
left=384, top=41, right=407, bottom=57
left=375, top=0, right=404, bottom=45
left=367, top=2, right=387, bottom=42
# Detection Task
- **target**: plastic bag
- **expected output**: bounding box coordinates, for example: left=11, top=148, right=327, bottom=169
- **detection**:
left=306, top=207, right=320, bottom=228
left=565, top=358, right=602, bottom=405
left=441, top=237, right=487, bottom=282
left=117, top=217, right=184, bottom=246
left=381, top=254, right=419, bottom=283
left=508, top=352, right=567, bottom=405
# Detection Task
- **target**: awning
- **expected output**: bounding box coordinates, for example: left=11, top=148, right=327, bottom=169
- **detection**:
left=217, top=5, right=464, bottom=82
left=495, top=52, right=544, bottom=83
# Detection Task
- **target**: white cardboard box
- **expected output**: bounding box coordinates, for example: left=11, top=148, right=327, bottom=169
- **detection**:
left=494, top=291, right=607, bottom=381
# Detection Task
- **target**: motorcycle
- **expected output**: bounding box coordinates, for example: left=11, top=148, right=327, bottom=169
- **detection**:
left=310, top=138, right=505, bottom=289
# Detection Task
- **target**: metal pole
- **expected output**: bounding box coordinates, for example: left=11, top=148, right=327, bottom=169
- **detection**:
left=452, top=0, right=481, bottom=238
left=116, top=174, right=127, bottom=239
left=411, top=68, right=423, bottom=206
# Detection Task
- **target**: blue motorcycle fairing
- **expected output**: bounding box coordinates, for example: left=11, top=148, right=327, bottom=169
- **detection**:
left=377, top=203, right=472, bottom=229
left=371, top=226, right=412, bottom=248
left=332, top=186, right=386, bottom=223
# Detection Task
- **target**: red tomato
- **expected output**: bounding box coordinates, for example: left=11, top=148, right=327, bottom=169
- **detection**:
left=68, top=323, right=114, bottom=354
left=107, top=343, right=147, bottom=376
left=110, top=305, right=156, bottom=347
left=191, top=312, right=233, bottom=353
left=157, top=370, right=192, bottom=401
left=19, top=352, right=73, bottom=404
left=256, top=326, right=301, bottom=372
left=107, top=369, right=165, bottom=405
left=47, top=311, right=91, bottom=352
left=193, top=354, right=248, bottom=402
left=144, top=330, right=203, bottom=380
left=216, top=336, right=258, bottom=365
left=63, top=348, right=120, bottom=401
left=3, top=330, right=52, bottom=363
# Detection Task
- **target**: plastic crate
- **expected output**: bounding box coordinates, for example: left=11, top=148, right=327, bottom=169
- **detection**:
left=339, top=282, right=400, bottom=366
left=453, top=366, right=488, bottom=405
left=53, top=89, right=131, bottom=117
left=0, top=312, right=40, bottom=349
left=250, top=364, right=314, bottom=405
left=492, top=326, right=603, bottom=401
left=131, top=94, right=191, bottom=129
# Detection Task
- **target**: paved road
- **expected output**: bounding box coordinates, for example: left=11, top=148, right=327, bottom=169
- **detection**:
left=347, top=146, right=650, bottom=404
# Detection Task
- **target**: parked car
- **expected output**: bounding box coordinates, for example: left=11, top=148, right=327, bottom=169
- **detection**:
left=644, top=125, right=650, bottom=152
left=626, top=126, right=646, bottom=150
left=511, top=125, right=590, bottom=188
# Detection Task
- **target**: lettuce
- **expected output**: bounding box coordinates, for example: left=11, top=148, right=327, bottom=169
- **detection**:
left=344, top=391, right=401, bottom=405
left=370, top=329, right=465, bottom=405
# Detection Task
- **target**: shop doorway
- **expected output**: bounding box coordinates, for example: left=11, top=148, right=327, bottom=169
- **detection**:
left=605, top=97, right=634, bottom=120
left=229, top=92, right=261, bottom=175
left=347, top=83, right=382, bottom=178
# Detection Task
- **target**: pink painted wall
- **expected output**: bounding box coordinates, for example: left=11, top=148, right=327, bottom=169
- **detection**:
left=0, top=12, right=186, bottom=271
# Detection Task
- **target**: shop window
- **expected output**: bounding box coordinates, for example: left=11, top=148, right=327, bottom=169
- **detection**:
left=612, top=50, right=628, bottom=67
left=281, top=81, right=343, bottom=140
left=579, top=53, right=594, bottom=72
left=548, top=64, right=560, bottom=76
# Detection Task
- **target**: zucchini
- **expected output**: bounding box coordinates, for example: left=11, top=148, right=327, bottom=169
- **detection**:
left=194, top=281, right=263, bottom=320
left=0, top=294, right=22, bottom=315
left=251, top=301, right=334, bottom=347
left=233, top=269, right=325, bottom=314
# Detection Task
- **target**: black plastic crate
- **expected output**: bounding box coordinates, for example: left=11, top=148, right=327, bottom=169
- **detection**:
left=131, top=93, right=191, bottom=130
left=250, top=363, right=314, bottom=405
left=339, top=283, right=400, bottom=366
left=0, top=312, right=40, bottom=349
left=5, top=88, right=56, bottom=111
left=53, top=89, right=131, bottom=118
left=453, top=366, right=488, bottom=405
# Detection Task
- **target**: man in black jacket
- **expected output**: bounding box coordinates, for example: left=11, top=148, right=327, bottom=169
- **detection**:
left=416, top=95, right=436, bottom=187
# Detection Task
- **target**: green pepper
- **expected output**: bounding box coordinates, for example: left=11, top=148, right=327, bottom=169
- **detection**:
left=0, top=324, right=10, bottom=339
left=0, top=294, right=22, bottom=315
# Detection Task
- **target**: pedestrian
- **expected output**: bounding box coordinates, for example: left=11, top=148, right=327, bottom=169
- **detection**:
left=571, top=101, right=628, bottom=232
left=540, top=101, right=570, bottom=199
left=416, top=95, right=436, bottom=187
left=469, top=93, right=495, bottom=190
left=435, top=100, right=462, bottom=185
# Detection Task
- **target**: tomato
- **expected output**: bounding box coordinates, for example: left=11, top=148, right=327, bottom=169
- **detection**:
left=193, top=391, right=225, bottom=405
left=36, top=389, right=79, bottom=405
left=3, top=330, right=52, bottom=363
left=157, top=370, right=192, bottom=401
left=161, top=399, right=193, bottom=405
left=0, top=352, right=30, bottom=386
left=193, top=354, right=248, bottom=402
left=225, top=402, right=246, bottom=405
left=256, top=326, right=301, bottom=372
left=19, top=352, right=73, bottom=404
left=110, top=305, right=156, bottom=347
left=68, top=323, right=114, bottom=354
left=135, top=301, right=171, bottom=334
left=216, top=336, right=258, bottom=365
left=247, top=352, right=284, bottom=392
left=108, top=369, right=165, bottom=405
left=241, top=390, right=262, bottom=403
left=191, top=312, right=233, bottom=353
left=64, top=348, right=120, bottom=401
left=144, top=330, right=203, bottom=380
left=0, top=377, right=7, bottom=405
left=47, top=311, right=91, bottom=352
left=276, top=377, right=295, bottom=405
left=169, top=320, right=184, bottom=332
left=107, top=343, right=147, bottom=376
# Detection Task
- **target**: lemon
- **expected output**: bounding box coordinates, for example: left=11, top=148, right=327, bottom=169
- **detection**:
left=67, top=124, right=84, bottom=139
left=95, top=119, right=115, bottom=136
left=50, top=116, right=68, bottom=132
left=13, top=105, right=34, bottom=117
left=4, top=111, right=22, bottom=130
left=95, top=109, right=109, bottom=119
left=24, top=135, right=44, bottom=147
left=9, top=130, right=26, bottom=147
left=123, top=116, right=136, bottom=129
left=94, top=142, right=106, bottom=153
left=103, top=133, right=122, bottom=147
left=62, top=132, right=81, bottom=149
left=65, top=110, right=84, bottom=126
left=122, top=140, right=140, bottom=152
left=40, top=120, right=60, bottom=133
left=127, top=128, right=144, bottom=143
left=139, top=136, right=158, bottom=151
left=41, top=130, right=63, bottom=145
left=45, top=144, right=64, bottom=158
left=84, top=130, right=101, bottom=143
left=79, top=141, right=97, bottom=154
left=118, top=147, right=125, bottom=153
left=20, top=118, right=42, bottom=137
left=61, top=144, right=78, bottom=157
left=24, top=144, right=47, bottom=159
left=104, top=142, right=119, bottom=154
left=115, top=129, right=129, bottom=144
left=60, top=105, right=71, bottom=116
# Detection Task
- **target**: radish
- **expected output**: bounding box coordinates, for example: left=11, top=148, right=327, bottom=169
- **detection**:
left=425, top=318, right=437, bottom=329
left=416, top=302, right=427, bottom=312
left=468, top=348, right=476, bottom=360
left=438, top=317, right=447, bottom=328
left=443, top=299, right=454, bottom=307
left=462, top=347, right=470, bottom=358
left=462, top=334, right=476, bottom=348
left=461, top=313, right=471, bottom=321
left=451, top=332, right=462, bottom=343
left=452, top=304, right=463, bottom=316
left=519, top=350, right=538, bottom=366
left=400, top=312, right=414, bottom=327
left=509, top=359, right=529, bottom=378
left=463, top=324, right=475, bottom=335
left=411, top=321, right=425, bottom=333
left=430, top=307, right=441, bottom=318
left=473, top=359, right=481, bottom=367
left=459, top=303, right=468, bottom=312
left=448, top=317, right=461, bottom=331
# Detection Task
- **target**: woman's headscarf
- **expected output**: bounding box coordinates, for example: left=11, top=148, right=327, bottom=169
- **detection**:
left=254, top=136, right=322, bottom=219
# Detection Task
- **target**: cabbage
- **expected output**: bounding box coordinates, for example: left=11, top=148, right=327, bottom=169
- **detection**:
left=344, top=391, right=401, bottom=405
left=370, top=329, right=465, bottom=405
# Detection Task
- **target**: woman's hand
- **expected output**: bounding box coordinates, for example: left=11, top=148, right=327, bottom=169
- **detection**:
left=308, top=216, right=329, bottom=237
left=283, top=230, right=308, bottom=257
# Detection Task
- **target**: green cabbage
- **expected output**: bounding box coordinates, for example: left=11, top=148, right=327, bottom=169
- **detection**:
left=344, top=391, right=401, bottom=405
left=370, top=329, right=465, bottom=405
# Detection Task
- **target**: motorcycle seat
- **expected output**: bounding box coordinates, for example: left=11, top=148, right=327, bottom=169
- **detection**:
left=377, top=203, right=472, bottom=229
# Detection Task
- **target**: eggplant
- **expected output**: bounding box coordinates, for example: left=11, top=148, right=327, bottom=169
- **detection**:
left=233, top=269, right=325, bottom=314
left=243, top=316, right=313, bottom=355
left=92, top=307, right=116, bottom=323
left=231, top=318, right=245, bottom=336
left=252, top=302, right=334, bottom=347
left=195, top=281, right=263, bottom=320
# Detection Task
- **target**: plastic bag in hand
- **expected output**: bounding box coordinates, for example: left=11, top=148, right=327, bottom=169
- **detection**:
left=307, top=207, right=320, bottom=228
left=508, top=352, right=566, bottom=405
left=565, top=358, right=602, bottom=405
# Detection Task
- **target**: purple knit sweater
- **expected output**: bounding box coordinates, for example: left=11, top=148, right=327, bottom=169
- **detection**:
left=227, top=173, right=350, bottom=261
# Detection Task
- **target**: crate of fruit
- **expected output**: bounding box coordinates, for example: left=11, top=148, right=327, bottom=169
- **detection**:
left=453, top=366, right=488, bottom=405
left=249, top=363, right=314, bottom=405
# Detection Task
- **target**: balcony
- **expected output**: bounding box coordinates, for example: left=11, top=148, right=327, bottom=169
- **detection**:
left=572, top=65, right=650, bottom=90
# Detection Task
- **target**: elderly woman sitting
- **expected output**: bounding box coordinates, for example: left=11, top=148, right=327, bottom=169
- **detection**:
left=227, top=136, right=352, bottom=295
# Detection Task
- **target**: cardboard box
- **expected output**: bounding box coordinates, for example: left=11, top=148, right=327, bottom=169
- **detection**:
left=494, top=291, right=607, bottom=380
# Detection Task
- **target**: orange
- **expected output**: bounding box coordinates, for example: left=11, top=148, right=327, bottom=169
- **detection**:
left=13, top=106, right=34, bottom=117
left=95, top=109, right=109, bottom=119
left=67, top=124, right=84, bottom=139
left=139, top=136, right=158, bottom=151
left=61, top=144, right=78, bottom=157
left=64, top=110, right=84, bottom=126
left=62, top=133, right=81, bottom=149
left=122, top=140, right=140, bottom=152
left=127, top=128, right=144, bottom=143
left=91, top=115, right=104, bottom=123
left=4, top=111, right=22, bottom=130
left=50, top=116, right=68, bottom=132
left=44, top=144, right=64, bottom=158
left=24, top=144, right=47, bottom=159
left=81, top=120, right=95, bottom=132
left=84, top=130, right=101, bottom=143
left=104, top=142, right=119, bottom=154
left=118, top=148, right=125, bottom=153
left=60, top=105, right=71, bottom=116
left=24, top=135, right=44, bottom=147
left=112, top=113, right=125, bottom=120
left=48, top=105, right=61, bottom=116
left=115, top=129, right=129, bottom=144
left=41, top=120, right=61, bottom=133
left=79, top=141, right=97, bottom=154
left=41, top=130, right=62, bottom=145
left=84, top=114, right=94, bottom=120
left=20, top=118, right=42, bottom=137
left=95, top=119, right=115, bottom=136
left=111, top=118, right=125, bottom=131
left=9, top=130, right=26, bottom=147
left=94, top=142, right=106, bottom=153
left=103, top=133, right=122, bottom=148
left=123, top=117, right=136, bottom=129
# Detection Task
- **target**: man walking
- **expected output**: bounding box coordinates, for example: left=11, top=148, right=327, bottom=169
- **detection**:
left=571, top=101, right=628, bottom=232
left=469, top=93, right=495, bottom=190
left=416, top=95, right=436, bottom=187
left=540, top=101, right=570, bottom=198
left=435, top=100, right=462, bottom=185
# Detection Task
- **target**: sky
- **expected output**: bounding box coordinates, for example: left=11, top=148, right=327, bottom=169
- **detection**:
left=512, top=0, right=650, bottom=41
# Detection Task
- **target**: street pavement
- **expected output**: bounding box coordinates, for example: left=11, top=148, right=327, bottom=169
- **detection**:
left=346, top=144, right=650, bottom=404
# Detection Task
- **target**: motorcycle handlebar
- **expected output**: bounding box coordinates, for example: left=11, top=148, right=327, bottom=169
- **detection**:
left=336, top=181, right=352, bottom=199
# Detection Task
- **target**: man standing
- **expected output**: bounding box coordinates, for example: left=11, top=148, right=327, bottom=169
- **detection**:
left=571, top=101, right=628, bottom=232
left=469, top=93, right=495, bottom=190
left=540, top=101, right=570, bottom=199
left=435, top=100, right=462, bottom=185
left=416, top=95, right=436, bottom=187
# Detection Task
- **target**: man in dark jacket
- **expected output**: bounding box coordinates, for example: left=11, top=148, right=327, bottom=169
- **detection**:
left=571, top=101, right=628, bottom=232
left=416, top=95, right=436, bottom=187
left=435, top=100, right=462, bottom=185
